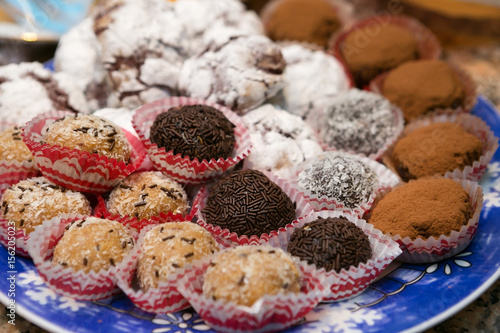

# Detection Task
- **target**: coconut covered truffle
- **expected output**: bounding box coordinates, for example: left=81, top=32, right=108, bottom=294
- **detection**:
left=296, top=151, right=378, bottom=209
left=202, top=245, right=301, bottom=306
left=107, top=171, right=189, bottom=220
left=317, top=89, right=398, bottom=157
left=202, top=169, right=296, bottom=237
left=287, top=217, right=372, bottom=273
left=42, top=114, right=131, bottom=163
left=0, top=126, right=37, bottom=168
left=149, top=104, right=236, bottom=162
left=52, top=217, right=135, bottom=273
left=137, top=222, right=220, bottom=291
left=0, top=177, right=92, bottom=234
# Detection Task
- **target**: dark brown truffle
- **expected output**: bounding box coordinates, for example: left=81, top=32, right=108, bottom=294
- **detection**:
left=287, top=217, right=372, bottom=273
left=382, top=60, right=466, bottom=121
left=340, top=23, right=419, bottom=87
left=149, top=104, right=236, bottom=162
left=202, top=169, right=296, bottom=237
left=392, top=122, right=483, bottom=181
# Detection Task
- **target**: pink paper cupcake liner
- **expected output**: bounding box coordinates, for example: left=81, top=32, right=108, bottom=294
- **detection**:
left=266, top=210, right=402, bottom=301
left=369, top=177, right=483, bottom=264
left=292, top=151, right=400, bottom=218
left=132, top=97, right=252, bottom=185
left=177, top=253, right=329, bottom=333
left=26, top=214, right=131, bottom=300
left=383, top=113, right=499, bottom=182
left=193, top=171, right=314, bottom=246
left=22, top=111, right=146, bottom=194
left=115, top=222, right=233, bottom=314
left=328, top=14, right=442, bottom=88
left=0, top=217, right=30, bottom=257
left=369, top=61, right=478, bottom=119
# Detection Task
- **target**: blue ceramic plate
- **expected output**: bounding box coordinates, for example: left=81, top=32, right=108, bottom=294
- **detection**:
left=1, top=96, right=499, bottom=333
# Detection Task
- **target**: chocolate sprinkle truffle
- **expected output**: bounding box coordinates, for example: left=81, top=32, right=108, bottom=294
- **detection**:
left=203, top=245, right=301, bottom=307
left=149, top=104, right=236, bottom=162
left=137, top=222, right=220, bottom=291
left=0, top=126, right=37, bottom=168
left=202, top=169, right=296, bottom=237
left=52, top=217, right=135, bottom=273
left=42, top=114, right=131, bottom=163
left=107, top=171, right=189, bottom=220
left=317, top=89, right=398, bottom=157
left=287, top=217, right=372, bottom=273
left=296, top=152, right=378, bottom=209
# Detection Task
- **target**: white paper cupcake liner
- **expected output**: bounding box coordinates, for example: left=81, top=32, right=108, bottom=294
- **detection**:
left=383, top=113, right=499, bottom=182
left=193, top=170, right=314, bottom=246
left=26, top=214, right=131, bottom=300
left=266, top=210, right=402, bottom=301
left=177, top=252, right=329, bottom=333
left=132, top=97, right=252, bottom=185
left=22, top=111, right=146, bottom=193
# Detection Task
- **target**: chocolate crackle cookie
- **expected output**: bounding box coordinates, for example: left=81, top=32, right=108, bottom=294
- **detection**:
left=0, top=62, right=89, bottom=125
left=178, top=34, right=285, bottom=113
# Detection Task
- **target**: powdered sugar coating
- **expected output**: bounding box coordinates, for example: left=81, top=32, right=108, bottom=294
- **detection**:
left=317, top=89, right=397, bottom=156
left=178, top=35, right=285, bottom=113
left=0, top=62, right=89, bottom=125
left=242, top=104, right=322, bottom=180
left=92, top=107, right=135, bottom=136
left=52, top=217, right=135, bottom=273
left=271, top=44, right=350, bottom=119
left=137, top=222, right=219, bottom=291
left=0, top=177, right=92, bottom=234
left=107, top=171, right=189, bottom=220
left=296, top=151, right=378, bottom=209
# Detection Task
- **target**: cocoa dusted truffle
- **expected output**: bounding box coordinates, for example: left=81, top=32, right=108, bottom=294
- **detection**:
left=392, top=122, right=483, bottom=181
left=287, top=217, right=372, bottom=273
left=202, top=245, right=301, bottom=306
left=149, top=104, right=236, bottom=162
left=52, top=217, right=135, bottom=273
left=202, top=169, right=296, bottom=237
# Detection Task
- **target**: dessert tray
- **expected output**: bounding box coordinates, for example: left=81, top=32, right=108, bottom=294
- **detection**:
left=1, top=96, right=499, bottom=332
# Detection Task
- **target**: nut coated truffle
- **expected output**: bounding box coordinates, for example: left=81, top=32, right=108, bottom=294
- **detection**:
left=52, top=217, right=135, bottom=273
left=202, top=169, right=296, bottom=237
left=149, top=104, right=236, bottom=162
left=202, top=245, right=301, bottom=306
left=107, top=171, right=189, bottom=220
left=137, top=222, right=220, bottom=291
left=0, top=126, right=37, bottom=168
left=42, top=114, right=131, bottom=163
left=1, top=177, right=92, bottom=234
left=287, top=217, right=372, bottom=273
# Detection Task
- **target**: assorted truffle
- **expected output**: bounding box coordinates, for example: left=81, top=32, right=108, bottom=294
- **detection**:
left=106, top=171, right=189, bottom=220
left=202, top=245, right=301, bottom=306
left=296, top=151, right=378, bottom=209
left=0, top=177, right=92, bottom=234
left=42, top=114, right=131, bottom=163
left=202, top=169, right=296, bottom=237
left=149, top=104, right=236, bottom=162
left=136, top=222, right=220, bottom=291
left=52, top=217, right=135, bottom=273
left=287, top=217, right=372, bottom=273
left=369, top=178, right=471, bottom=240
left=392, top=122, right=483, bottom=181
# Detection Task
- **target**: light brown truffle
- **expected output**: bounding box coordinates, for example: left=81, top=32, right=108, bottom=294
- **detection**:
left=42, top=114, right=131, bottom=163
left=392, top=122, right=483, bottom=181
left=369, top=178, right=471, bottom=240
left=107, top=171, right=189, bottom=220
left=0, top=177, right=92, bottom=234
left=382, top=60, right=466, bottom=121
left=0, top=126, right=36, bottom=168
left=203, top=245, right=301, bottom=307
left=137, top=222, right=219, bottom=291
left=52, top=217, right=135, bottom=273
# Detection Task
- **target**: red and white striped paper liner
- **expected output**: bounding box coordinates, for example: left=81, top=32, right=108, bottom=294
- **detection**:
left=22, top=111, right=146, bottom=194
left=0, top=160, right=39, bottom=195
left=177, top=252, right=329, bottom=333
left=193, top=170, right=314, bottom=246
left=132, top=97, right=252, bottom=185
left=0, top=217, right=30, bottom=257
